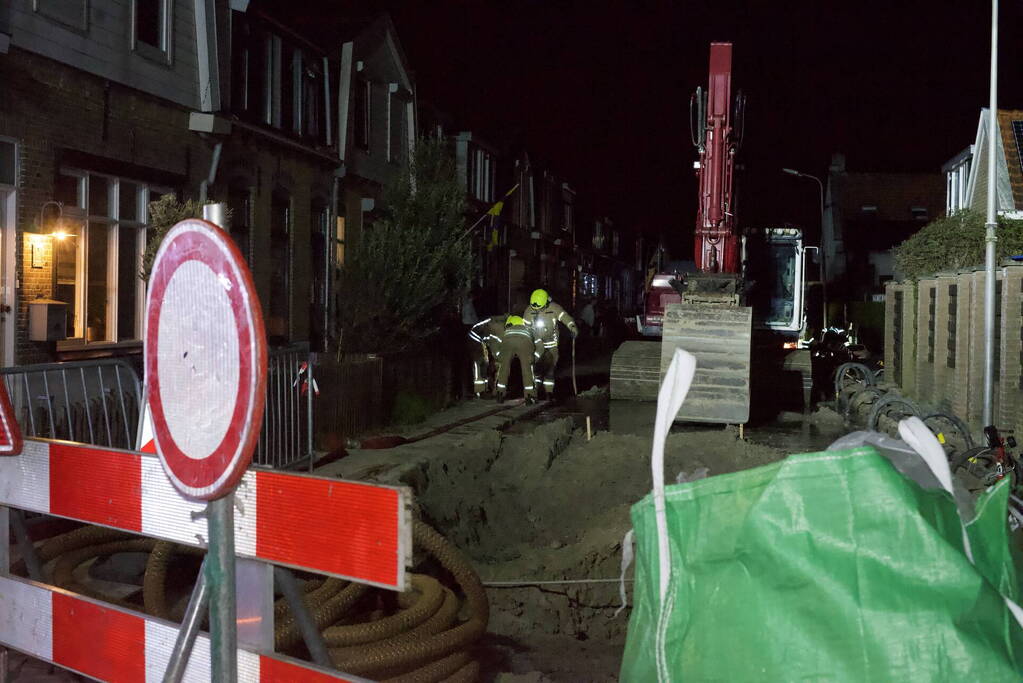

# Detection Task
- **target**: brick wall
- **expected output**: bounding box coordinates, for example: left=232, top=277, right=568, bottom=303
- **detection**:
left=1, top=47, right=336, bottom=363
left=0, top=47, right=210, bottom=364
left=952, top=272, right=973, bottom=421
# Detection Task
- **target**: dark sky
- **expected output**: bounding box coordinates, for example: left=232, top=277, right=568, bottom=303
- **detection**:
left=291, top=1, right=1023, bottom=252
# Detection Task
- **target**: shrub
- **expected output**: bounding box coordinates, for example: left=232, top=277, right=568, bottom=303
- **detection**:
left=893, top=209, right=1023, bottom=280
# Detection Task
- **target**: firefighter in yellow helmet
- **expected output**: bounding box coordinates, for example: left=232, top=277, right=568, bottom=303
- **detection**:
left=522, top=289, right=578, bottom=397
left=467, top=314, right=507, bottom=396
left=495, top=315, right=544, bottom=404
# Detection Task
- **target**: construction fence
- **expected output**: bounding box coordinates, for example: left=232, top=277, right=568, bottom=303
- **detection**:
left=884, top=261, right=1023, bottom=435
left=0, top=345, right=464, bottom=469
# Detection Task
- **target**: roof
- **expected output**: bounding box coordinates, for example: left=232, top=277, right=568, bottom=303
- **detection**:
left=997, top=109, right=1023, bottom=208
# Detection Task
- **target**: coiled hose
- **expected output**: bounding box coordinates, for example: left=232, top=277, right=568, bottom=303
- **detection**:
left=33, top=518, right=487, bottom=682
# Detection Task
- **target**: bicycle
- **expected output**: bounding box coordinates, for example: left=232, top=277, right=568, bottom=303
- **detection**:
left=950, top=425, right=1018, bottom=493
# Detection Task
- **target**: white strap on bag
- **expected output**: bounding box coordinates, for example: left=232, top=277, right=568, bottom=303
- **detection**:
left=652, top=349, right=698, bottom=603
left=898, top=416, right=1023, bottom=629
left=650, top=349, right=697, bottom=682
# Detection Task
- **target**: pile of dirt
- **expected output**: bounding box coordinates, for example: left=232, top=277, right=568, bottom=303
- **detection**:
left=401, top=419, right=786, bottom=680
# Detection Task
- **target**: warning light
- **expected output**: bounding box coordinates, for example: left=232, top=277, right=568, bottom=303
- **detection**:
left=782, top=342, right=798, bottom=349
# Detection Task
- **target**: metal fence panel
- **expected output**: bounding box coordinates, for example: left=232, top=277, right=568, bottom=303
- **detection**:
left=255, top=344, right=313, bottom=470
left=0, top=359, right=141, bottom=450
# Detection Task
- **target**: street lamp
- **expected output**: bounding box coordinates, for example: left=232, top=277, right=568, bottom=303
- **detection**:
left=782, top=168, right=827, bottom=328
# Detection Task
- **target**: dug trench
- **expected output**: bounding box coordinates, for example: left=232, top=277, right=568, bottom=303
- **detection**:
left=325, top=400, right=789, bottom=681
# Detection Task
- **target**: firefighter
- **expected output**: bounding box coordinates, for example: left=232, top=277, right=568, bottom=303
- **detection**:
left=522, top=288, right=578, bottom=397
left=467, top=314, right=507, bottom=396
left=495, top=315, right=543, bottom=404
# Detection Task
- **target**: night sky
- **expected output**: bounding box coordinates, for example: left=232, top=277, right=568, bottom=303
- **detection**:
left=291, top=1, right=1023, bottom=254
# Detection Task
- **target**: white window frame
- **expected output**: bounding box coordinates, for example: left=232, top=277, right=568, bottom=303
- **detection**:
left=131, top=0, right=174, bottom=64
left=56, top=169, right=165, bottom=346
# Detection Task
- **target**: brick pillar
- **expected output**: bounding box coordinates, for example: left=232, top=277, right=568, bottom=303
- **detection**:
left=999, top=264, right=1023, bottom=435
left=932, top=276, right=957, bottom=414
left=883, top=282, right=916, bottom=394
left=952, top=272, right=973, bottom=421
left=914, top=278, right=937, bottom=405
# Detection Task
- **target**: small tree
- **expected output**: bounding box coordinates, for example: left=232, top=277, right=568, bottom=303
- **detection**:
left=893, top=209, right=1023, bottom=280
left=339, top=137, right=472, bottom=353
left=141, top=194, right=204, bottom=282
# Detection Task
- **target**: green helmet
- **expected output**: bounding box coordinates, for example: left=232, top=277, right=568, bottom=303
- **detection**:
left=506, top=315, right=525, bottom=327
left=529, top=289, right=550, bottom=309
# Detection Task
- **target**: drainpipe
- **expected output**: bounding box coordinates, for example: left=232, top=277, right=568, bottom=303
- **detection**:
left=199, top=141, right=224, bottom=204
left=982, top=0, right=998, bottom=427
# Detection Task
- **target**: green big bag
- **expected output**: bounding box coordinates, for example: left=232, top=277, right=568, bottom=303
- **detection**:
left=620, top=349, right=1023, bottom=682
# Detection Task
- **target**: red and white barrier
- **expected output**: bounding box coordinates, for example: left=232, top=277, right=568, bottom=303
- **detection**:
left=0, top=574, right=365, bottom=682
left=0, top=439, right=410, bottom=591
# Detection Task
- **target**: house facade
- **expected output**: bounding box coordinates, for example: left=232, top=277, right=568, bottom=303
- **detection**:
left=0, top=0, right=353, bottom=365
left=823, top=153, right=944, bottom=301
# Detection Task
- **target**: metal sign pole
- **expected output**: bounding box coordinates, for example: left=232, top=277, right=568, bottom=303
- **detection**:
left=207, top=495, right=238, bottom=682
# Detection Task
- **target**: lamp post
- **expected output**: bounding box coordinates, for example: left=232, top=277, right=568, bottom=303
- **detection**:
left=782, top=168, right=827, bottom=328
left=983, top=0, right=999, bottom=427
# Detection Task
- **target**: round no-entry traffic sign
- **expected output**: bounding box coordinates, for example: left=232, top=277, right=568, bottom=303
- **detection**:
left=144, top=218, right=267, bottom=500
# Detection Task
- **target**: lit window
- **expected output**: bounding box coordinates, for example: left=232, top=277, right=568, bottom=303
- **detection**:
left=33, top=0, right=88, bottom=31
left=132, top=0, right=172, bottom=63
left=53, top=171, right=160, bottom=343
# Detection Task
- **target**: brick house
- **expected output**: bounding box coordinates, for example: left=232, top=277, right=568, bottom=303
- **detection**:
left=0, top=0, right=345, bottom=366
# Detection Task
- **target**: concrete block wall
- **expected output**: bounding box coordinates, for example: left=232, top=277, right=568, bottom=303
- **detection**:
left=952, top=272, right=974, bottom=421
left=914, top=278, right=938, bottom=405
left=968, top=269, right=1003, bottom=426
left=999, top=264, right=1023, bottom=435
left=883, top=282, right=916, bottom=395
left=932, top=276, right=958, bottom=414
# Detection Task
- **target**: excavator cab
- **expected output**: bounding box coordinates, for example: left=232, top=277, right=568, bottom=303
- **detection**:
left=745, top=227, right=806, bottom=337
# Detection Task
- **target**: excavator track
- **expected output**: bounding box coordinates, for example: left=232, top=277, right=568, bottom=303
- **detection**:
left=610, top=303, right=752, bottom=424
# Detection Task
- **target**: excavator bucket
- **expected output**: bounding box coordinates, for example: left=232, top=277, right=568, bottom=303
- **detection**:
left=661, top=303, right=752, bottom=423
left=609, top=303, right=752, bottom=423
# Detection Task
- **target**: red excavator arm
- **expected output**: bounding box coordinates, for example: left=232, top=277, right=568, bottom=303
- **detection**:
left=693, top=42, right=743, bottom=273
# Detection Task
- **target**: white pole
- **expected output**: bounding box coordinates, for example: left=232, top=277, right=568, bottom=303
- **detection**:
left=983, top=0, right=999, bottom=427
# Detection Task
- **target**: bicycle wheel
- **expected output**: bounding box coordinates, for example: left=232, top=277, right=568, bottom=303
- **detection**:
left=923, top=413, right=975, bottom=455
left=866, top=395, right=920, bottom=432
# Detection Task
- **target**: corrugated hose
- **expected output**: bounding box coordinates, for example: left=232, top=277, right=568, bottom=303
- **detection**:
left=28, top=519, right=488, bottom=682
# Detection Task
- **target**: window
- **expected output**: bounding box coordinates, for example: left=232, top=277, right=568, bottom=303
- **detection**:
left=132, top=0, right=172, bottom=62
left=0, top=140, right=14, bottom=186
left=33, top=0, right=88, bottom=31
left=53, top=171, right=162, bottom=343
left=911, top=206, right=929, bottom=221
left=228, top=12, right=329, bottom=146
left=335, top=216, right=346, bottom=266
left=301, top=56, right=324, bottom=141
left=466, top=145, right=495, bottom=202
left=269, top=190, right=291, bottom=340
left=354, top=79, right=370, bottom=150
left=226, top=183, right=252, bottom=263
